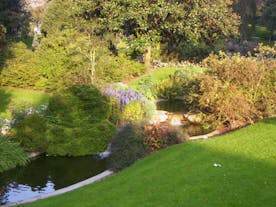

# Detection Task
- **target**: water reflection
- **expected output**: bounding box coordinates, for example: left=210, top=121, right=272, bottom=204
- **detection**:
left=0, top=156, right=106, bottom=205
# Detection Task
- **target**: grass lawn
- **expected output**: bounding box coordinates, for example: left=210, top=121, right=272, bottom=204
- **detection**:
left=18, top=118, right=276, bottom=207
left=128, top=66, right=205, bottom=88
left=0, top=87, right=51, bottom=119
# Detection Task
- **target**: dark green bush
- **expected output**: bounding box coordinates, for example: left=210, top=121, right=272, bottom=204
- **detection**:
left=108, top=124, right=147, bottom=170
left=46, top=85, right=116, bottom=156
left=108, top=123, right=183, bottom=170
left=46, top=120, right=116, bottom=156
left=0, top=136, right=29, bottom=173
left=12, top=112, right=48, bottom=152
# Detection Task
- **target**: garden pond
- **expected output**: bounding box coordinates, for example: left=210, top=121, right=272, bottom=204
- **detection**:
left=0, top=155, right=106, bottom=205
left=156, top=99, right=212, bottom=137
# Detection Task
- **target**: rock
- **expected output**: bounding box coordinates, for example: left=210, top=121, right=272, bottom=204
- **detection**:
left=98, top=144, right=112, bottom=159
left=28, top=151, right=43, bottom=159
left=184, top=113, right=203, bottom=124
left=149, top=110, right=168, bottom=124
left=168, top=113, right=185, bottom=126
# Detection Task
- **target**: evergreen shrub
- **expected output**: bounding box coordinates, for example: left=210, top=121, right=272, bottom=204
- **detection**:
left=46, top=85, right=116, bottom=156
left=0, top=136, right=28, bottom=173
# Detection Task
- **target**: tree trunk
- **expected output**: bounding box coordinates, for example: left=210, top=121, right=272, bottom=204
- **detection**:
left=89, top=48, right=96, bottom=84
left=144, top=45, right=152, bottom=69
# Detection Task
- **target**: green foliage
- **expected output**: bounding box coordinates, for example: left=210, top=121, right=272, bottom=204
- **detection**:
left=175, top=41, right=212, bottom=62
left=261, top=0, right=276, bottom=39
left=47, top=120, right=116, bottom=156
left=0, top=24, right=6, bottom=46
left=233, top=0, right=257, bottom=38
left=96, top=54, right=146, bottom=83
left=46, top=85, right=116, bottom=156
left=108, top=124, right=147, bottom=170
left=0, top=0, right=30, bottom=36
left=121, top=101, right=144, bottom=123
left=12, top=112, right=48, bottom=152
left=0, top=41, right=40, bottom=88
left=34, top=43, right=77, bottom=90
left=200, top=44, right=276, bottom=127
left=0, top=136, right=28, bottom=173
left=129, top=67, right=183, bottom=100
left=156, top=70, right=202, bottom=109
left=97, top=0, right=239, bottom=48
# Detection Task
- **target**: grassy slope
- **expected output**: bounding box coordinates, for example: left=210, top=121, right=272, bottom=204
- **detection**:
left=128, top=66, right=204, bottom=88
left=19, top=118, right=276, bottom=207
left=0, top=87, right=51, bottom=119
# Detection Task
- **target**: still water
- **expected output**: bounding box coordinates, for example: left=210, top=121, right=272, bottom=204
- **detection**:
left=156, top=99, right=189, bottom=113
left=0, top=155, right=106, bottom=205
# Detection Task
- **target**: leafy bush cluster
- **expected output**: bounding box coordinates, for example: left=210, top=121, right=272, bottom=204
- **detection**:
left=96, top=54, right=146, bottom=83
left=0, top=42, right=40, bottom=88
left=12, top=112, right=48, bottom=152
left=46, top=85, right=116, bottom=156
left=0, top=136, right=28, bottom=173
left=0, top=39, right=146, bottom=91
left=104, top=86, right=155, bottom=124
left=199, top=44, right=276, bottom=127
left=108, top=123, right=183, bottom=170
left=108, top=124, right=147, bottom=170
left=143, top=124, right=182, bottom=154
left=156, top=70, right=202, bottom=109
left=11, top=85, right=116, bottom=156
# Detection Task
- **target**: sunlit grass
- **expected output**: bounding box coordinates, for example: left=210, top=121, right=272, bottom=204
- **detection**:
left=128, top=66, right=205, bottom=88
left=0, top=87, right=51, bottom=119
left=19, top=118, right=276, bottom=207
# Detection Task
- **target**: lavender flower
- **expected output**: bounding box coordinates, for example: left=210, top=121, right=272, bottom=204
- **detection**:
left=103, top=85, right=144, bottom=109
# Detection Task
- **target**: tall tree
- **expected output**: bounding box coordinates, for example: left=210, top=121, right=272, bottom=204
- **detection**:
left=40, top=0, right=105, bottom=85
left=0, top=25, right=6, bottom=47
left=233, top=0, right=257, bottom=38
left=261, top=0, right=276, bottom=41
left=0, top=0, right=30, bottom=36
left=77, top=0, right=240, bottom=67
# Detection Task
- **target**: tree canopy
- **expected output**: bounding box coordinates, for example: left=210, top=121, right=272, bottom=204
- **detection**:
left=76, top=0, right=240, bottom=65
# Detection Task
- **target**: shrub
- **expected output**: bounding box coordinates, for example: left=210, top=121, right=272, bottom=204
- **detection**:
left=46, top=120, right=116, bottom=156
left=200, top=44, right=276, bottom=127
left=156, top=70, right=202, bottom=110
left=108, top=123, right=183, bottom=170
left=108, top=124, right=147, bottom=170
left=0, top=41, right=40, bottom=88
left=12, top=112, right=48, bottom=152
left=104, top=86, right=156, bottom=124
left=96, top=54, right=146, bottom=83
left=143, top=124, right=182, bottom=154
left=46, top=85, right=116, bottom=156
left=122, top=101, right=144, bottom=123
left=0, top=136, right=29, bottom=173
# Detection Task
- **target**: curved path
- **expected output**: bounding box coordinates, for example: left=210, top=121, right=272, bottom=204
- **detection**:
left=3, top=170, right=114, bottom=207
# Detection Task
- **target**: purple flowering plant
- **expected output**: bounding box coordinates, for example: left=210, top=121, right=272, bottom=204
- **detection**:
left=104, top=86, right=143, bottom=108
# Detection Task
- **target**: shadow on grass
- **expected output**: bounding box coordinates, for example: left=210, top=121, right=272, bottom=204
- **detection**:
left=0, top=88, right=11, bottom=114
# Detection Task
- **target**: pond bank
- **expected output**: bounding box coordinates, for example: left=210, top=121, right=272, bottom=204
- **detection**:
left=2, top=170, right=114, bottom=207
